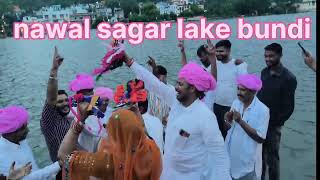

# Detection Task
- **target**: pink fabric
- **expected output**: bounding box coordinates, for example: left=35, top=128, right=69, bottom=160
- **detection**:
left=236, top=74, right=262, bottom=91
left=92, top=44, right=125, bottom=75
left=69, top=73, right=95, bottom=92
left=0, top=106, right=29, bottom=134
left=94, top=87, right=114, bottom=101
left=178, top=62, right=216, bottom=92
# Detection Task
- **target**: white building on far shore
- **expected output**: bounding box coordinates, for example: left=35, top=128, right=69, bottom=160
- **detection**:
left=31, top=4, right=90, bottom=22
left=294, top=0, right=316, bottom=12
left=156, top=2, right=179, bottom=15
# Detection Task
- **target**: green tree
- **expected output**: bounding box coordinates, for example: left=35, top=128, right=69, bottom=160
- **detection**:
left=205, top=0, right=235, bottom=17
left=141, top=3, right=160, bottom=21
left=92, top=16, right=106, bottom=28
left=190, top=4, right=204, bottom=16
left=169, top=12, right=177, bottom=20
left=120, top=0, right=139, bottom=18
left=0, top=0, right=13, bottom=15
left=233, top=0, right=270, bottom=15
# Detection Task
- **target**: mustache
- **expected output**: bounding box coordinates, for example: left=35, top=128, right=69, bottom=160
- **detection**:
left=58, top=105, right=69, bottom=110
left=237, top=94, right=244, bottom=98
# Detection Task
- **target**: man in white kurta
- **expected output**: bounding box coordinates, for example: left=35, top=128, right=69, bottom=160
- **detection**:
left=225, top=74, right=269, bottom=180
left=123, top=57, right=231, bottom=180
left=0, top=106, right=60, bottom=180
left=214, top=40, right=248, bottom=139
left=138, top=99, right=164, bottom=153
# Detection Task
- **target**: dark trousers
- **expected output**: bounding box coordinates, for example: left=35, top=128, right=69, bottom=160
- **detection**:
left=56, top=170, right=62, bottom=180
left=262, top=126, right=282, bottom=180
left=213, top=103, right=230, bottom=139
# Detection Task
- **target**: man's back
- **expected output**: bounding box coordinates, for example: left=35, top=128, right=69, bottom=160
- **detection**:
left=142, top=113, right=164, bottom=153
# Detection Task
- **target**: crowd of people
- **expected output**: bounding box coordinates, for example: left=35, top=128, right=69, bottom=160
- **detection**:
left=0, top=38, right=316, bottom=180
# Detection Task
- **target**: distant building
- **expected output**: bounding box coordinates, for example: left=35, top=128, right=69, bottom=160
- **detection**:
left=156, top=2, right=179, bottom=15
left=13, top=6, right=25, bottom=20
left=114, top=8, right=124, bottom=20
left=22, top=3, right=124, bottom=24
left=33, top=4, right=89, bottom=22
left=171, top=0, right=188, bottom=5
left=294, top=0, right=316, bottom=12
left=22, top=16, right=44, bottom=23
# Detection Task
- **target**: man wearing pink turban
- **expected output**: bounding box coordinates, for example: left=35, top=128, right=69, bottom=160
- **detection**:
left=68, top=73, right=95, bottom=95
left=224, top=74, right=270, bottom=180
left=77, top=86, right=114, bottom=153
left=0, top=106, right=61, bottom=179
left=121, top=52, right=231, bottom=180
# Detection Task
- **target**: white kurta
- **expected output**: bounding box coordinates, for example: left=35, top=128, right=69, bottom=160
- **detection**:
left=130, top=62, right=231, bottom=180
left=142, top=113, right=164, bottom=153
left=75, top=107, right=113, bottom=152
left=225, top=97, right=269, bottom=180
left=215, top=59, right=248, bottom=107
left=202, top=64, right=215, bottom=111
left=0, top=137, right=60, bottom=179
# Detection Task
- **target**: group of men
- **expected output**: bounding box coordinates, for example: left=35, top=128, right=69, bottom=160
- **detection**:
left=1, top=37, right=316, bottom=180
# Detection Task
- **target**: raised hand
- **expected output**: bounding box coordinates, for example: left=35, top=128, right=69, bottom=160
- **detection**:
left=7, top=161, right=32, bottom=180
left=205, top=39, right=216, bottom=57
left=77, top=102, right=90, bottom=122
left=52, top=46, right=64, bottom=70
left=147, top=56, right=156, bottom=67
left=178, top=40, right=185, bottom=52
left=303, top=51, right=315, bottom=68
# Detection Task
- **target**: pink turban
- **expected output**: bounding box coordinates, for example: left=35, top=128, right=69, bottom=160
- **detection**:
left=178, top=62, right=216, bottom=92
left=0, top=106, right=29, bottom=134
left=94, top=87, right=114, bottom=101
left=236, top=74, right=262, bottom=91
left=69, top=73, right=95, bottom=92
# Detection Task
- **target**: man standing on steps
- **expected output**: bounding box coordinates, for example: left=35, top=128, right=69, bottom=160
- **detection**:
left=257, top=43, right=297, bottom=180
left=213, top=40, right=248, bottom=139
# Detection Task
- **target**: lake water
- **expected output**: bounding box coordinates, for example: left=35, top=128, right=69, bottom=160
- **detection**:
left=0, top=12, right=316, bottom=179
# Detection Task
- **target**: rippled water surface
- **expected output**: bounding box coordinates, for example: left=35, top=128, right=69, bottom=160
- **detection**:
left=0, top=12, right=316, bottom=180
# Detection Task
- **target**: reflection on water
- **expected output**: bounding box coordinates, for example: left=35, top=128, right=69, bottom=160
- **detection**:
left=0, top=12, right=316, bottom=180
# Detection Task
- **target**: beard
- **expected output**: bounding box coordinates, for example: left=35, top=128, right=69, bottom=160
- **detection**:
left=57, top=105, right=70, bottom=117
left=216, top=55, right=227, bottom=61
left=266, top=60, right=280, bottom=68
left=176, top=92, right=189, bottom=103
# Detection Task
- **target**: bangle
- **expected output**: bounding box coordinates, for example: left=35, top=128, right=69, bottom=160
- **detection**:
left=126, top=58, right=134, bottom=67
left=49, top=76, right=57, bottom=80
left=71, top=120, right=84, bottom=135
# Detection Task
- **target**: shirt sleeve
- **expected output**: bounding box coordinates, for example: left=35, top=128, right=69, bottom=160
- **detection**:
left=255, top=108, right=270, bottom=139
left=40, top=101, right=57, bottom=128
left=201, top=114, right=231, bottom=180
left=23, top=162, right=60, bottom=180
left=236, top=62, right=248, bottom=75
left=278, top=76, right=297, bottom=125
left=130, top=62, right=177, bottom=107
